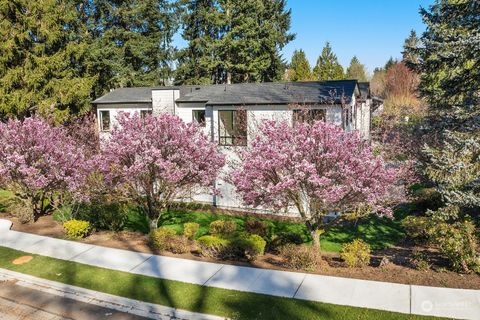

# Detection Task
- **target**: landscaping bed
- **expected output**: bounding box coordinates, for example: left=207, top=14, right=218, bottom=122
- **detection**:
left=3, top=211, right=479, bottom=290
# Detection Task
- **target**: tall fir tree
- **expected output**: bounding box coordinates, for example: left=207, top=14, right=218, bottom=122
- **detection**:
left=312, top=42, right=344, bottom=80
left=402, top=30, right=420, bottom=66
left=175, top=0, right=294, bottom=84
left=346, top=56, right=367, bottom=81
left=86, top=0, right=179, bottom=94
left=289, top=49, right=312, bottom=81
left=414, top=0, right=480, bottom=219
left=0, top=0, right=96, bottom=122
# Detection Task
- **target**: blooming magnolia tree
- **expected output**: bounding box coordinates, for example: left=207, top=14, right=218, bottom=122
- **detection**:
left=101, top=112, right=225, bottom=230
left=0, top=117, right=89, bottom=221
left=231, top=120, right=398, bottom=249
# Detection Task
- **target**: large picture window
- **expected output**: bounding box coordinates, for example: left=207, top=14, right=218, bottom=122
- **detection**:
left=193, top=110, right=206, bottom=126
left=293, top=109, right=326, bottom=124
left=218, top=110, right=247, bottom=146
left=100, top=110, right=110, bottom=131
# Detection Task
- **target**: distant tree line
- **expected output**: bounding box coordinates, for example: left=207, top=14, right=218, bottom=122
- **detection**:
left=286, top=43, right=368, bottom=82
left=0, top=0, right=294, bottom=121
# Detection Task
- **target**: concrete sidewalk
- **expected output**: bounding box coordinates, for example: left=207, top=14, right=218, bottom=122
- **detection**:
left=1, top=223, right=479, bottom=319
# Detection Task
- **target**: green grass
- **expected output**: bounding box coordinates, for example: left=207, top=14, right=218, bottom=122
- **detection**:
left=0, top=189, right=14, bottom=213
left=0, top=246, right=441, bottom=320
left=127, top=209, right=406, bottom=253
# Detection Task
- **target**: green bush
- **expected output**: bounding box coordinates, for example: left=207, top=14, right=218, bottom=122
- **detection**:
left=197, top=235, right=231, bottom=259
left=183, top=222, right=200, bottom=240
left=63, top=220, right=91, bottom=239
left=150, top=227, right=177, bottom=251
left=410, top=249, right=430, bottom=271
left=401, top=216, right=433, bottom=243
left=279, top=244, right=319, bottom=271
left=209, top=220, right=237, bottom=235
left=270, top=232, right=304, bottom=252
left=430, top=220, right=479, bottom=272
left=77, top=202, right=128, bottom=232
left=234, top=234, right=267, bottom=261
left=244, top=218, right=271, bottom=238
left=52, top=205, right=74, bottom=222
left=340, top=239, right=371, bottom=268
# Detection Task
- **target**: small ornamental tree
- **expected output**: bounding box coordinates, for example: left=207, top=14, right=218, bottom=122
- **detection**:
left=0, top=117, right=89, bottom=221
left=231, top=120, right=398, bottom=249
left=101, top=113, right=225, bottom=230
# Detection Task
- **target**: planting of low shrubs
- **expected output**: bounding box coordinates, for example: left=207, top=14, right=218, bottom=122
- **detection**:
left=168, top=235, right=191, bottom=254
left=209, top=220, right=237, bottom=235
left=430, top=220, right=479, bottom=272
left=269, top=232, right=304, bottom=252
left=63, top=219, right=91, bottom=239
left=244, top=218, right=271, bottom=238
left=401, top=216, right=433, bottom=243
left=197, top=235, right=231, bottom=259
left=234, top=234, right=267, bottom=261
left=279, top=244, right=319, bottom=271
left=77, top=201, right=129, bottom=232
left=183, top=222, right=200, bottom=240
left=150, top=227, right=177, bottom=251
left=340, top=239, right=371, bottom=268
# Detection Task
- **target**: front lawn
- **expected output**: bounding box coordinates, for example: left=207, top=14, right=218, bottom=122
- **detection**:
left=126, top=208, right=406, bottom=253
left=0, top=246, right=441, bottom=320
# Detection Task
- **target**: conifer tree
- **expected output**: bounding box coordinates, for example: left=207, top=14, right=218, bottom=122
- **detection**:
left=312, top=42, right=344, bottom=80
left=0, top=0, right=95, bottom=122
left=346, top=56, right=367, bottom=81
left=289, top=49, right=312, bottom=81
left=402, top=30, right=420, bottom=66
left=175, top=0, right=294, bottom=84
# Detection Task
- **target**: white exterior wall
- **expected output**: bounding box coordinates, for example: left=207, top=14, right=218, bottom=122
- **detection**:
left=152, top=89, right=179, bottom=114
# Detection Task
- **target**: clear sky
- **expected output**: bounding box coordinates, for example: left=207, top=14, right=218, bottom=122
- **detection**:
left=173, top=0, right=435, bottom=76
left=280, top=0, right=435, bottom=75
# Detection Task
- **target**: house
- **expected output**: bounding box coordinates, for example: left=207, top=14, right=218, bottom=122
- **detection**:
left=93, top=80, right=377, bottom=212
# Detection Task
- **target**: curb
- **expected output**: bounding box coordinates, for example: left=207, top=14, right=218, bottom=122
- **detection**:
left=0, top=268, right=225, bottom=320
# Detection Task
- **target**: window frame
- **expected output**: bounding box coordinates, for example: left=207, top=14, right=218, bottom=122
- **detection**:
left=192, top=109, right=206, bottom=127
left=99, top=110, right=111, bottom=132
left=218, top=110, right=247, bottom=147
left=292, top=108, right=326, bottom=124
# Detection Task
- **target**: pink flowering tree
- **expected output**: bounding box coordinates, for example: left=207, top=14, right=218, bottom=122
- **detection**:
left=0, top=117, right=90, bottom=221
left=101, top=112, right=225, bottom=230
left=231, top=120, right=399, bottom=249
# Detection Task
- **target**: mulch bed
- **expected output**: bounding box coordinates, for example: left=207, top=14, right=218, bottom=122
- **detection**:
left=3, top=213, right=480, bottom=290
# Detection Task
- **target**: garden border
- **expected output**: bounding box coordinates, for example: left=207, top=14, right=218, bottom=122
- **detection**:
left=0, top=225, right=478, bottom=320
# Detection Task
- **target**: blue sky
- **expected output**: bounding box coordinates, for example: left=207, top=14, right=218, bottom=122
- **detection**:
left=281, top=0, right=435, bottom=74
left=173, top=0, right=435, bottom=76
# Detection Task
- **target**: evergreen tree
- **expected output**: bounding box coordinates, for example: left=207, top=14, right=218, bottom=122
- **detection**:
left=0, top=0, right=96, bottom=122
left=289, top=49, right=312, bottom=81
left=175, top=0, right=294, bottom=84
left=86, top=0, right=179, bottom=94
left=384, top=57, right=397, bottom=71
left=402, top=30, right=420, bottom=66
left=414, top=0, right=480, bottom=218
left=312, top=42, right=344, bottom=80
left=346, top=56, right=367, bottom=81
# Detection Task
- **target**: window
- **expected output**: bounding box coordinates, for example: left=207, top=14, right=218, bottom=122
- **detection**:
left=100, top=110, right=110, bottom=131
left=218, top=110, right=247, bottom=146
left=193, top=110, right=206, bottom=127
left=140, top=110, right=152, bottom=119
left=293, top=109, right=326, bottom=124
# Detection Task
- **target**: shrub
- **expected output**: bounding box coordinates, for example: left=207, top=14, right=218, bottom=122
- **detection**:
left=5, top=196, right=35, bottom=223
left=77, top=201, right=128, bottom=232
left=340, top=239, right=371, bottom=268
left=183, top=222, right=200, bottom=240
left=168, top=235, right=190, bottom=254
left=197, top=235, right=231, bottom=259
left=52, top=205, right=74, bottom=223
left=209, top=220, right=237, bottom=235
left=279, top=244, right=319, bottom=271
left=411, top=249, right=430, bottom=271
left=269, top=232, right=304, bottom=252
left=150, top=227, right=177, bottom=251
left=401, top=216, right=433, bottom=243
left=63, top=219, right=91, bottom=239
left=244, top=218, right=271, bottom=238
left=233, top=234, right=267, bottom=261
left=430, top=220, right=479, bottom=272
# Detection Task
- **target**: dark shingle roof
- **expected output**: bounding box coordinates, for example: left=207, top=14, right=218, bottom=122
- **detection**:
left=358, top=82, right=370, bottom=100
left=177, top=80, right=358, bottom=105
left=92, top=80, right=360, bottom=105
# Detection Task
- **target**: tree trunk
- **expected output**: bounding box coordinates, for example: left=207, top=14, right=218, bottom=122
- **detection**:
left=310, top=228, right=321, bottom=251
left=148, top=217, right=159, bottom=231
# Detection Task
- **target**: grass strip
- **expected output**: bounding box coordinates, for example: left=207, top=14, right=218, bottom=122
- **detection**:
left=0, top=246, right=443, bottom=320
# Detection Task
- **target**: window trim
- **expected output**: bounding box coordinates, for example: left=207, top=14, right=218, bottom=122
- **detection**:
left=292, top=108, right=326, bottom=124
left=99, top=110, right=111, bottom=132
left=218, top=110, right=247, bottom=147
